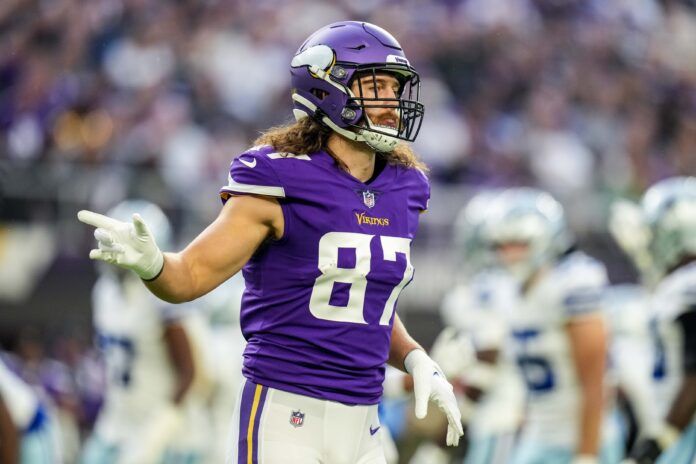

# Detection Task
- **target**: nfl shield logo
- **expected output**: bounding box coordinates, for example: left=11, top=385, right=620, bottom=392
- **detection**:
left=289, top=410, right=305, bottom=428
left=362, top=190, right=376, bottom=208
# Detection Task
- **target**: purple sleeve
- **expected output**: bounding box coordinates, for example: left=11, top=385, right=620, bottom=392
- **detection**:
left=219, top=148, right=286, bottom=203
left=415, top=168, right=430, bottom=212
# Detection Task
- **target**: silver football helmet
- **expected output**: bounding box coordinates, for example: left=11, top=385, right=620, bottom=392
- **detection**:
left=452, top=189, right=502, bottom=275
left=641, top=176, right=696, bottom=277
left=608, top=199, right=656, bottom=286
left=482, top=187, right=572, bottom=281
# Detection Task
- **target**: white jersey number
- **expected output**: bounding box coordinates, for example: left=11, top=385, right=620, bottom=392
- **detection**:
left=309, top=232, right=413, bottom=325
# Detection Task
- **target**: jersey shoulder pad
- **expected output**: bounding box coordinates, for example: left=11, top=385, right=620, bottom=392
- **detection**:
left=440, top=273, right=512, bottom=329
left=554, top=252, right=608, bottom=317
left=603, top=284, right=650, bottom=335
left=399, top=166, right=430, bottom=212
left=440, top=285, right=473, bottom=330
left=220, top=145, right=286, bottom=202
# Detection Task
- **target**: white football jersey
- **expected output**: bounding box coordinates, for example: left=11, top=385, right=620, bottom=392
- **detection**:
left=440, top=270, right=525, bottom=435
left=198, top=273, right=247, bottom=464
left=649, top=261, right=696, bottom=424
left=505, top=251, right=614, bottom=447
left=91, top=272, right=211, bottom=450
left=604, top=284, right=659, bottom=434
left=0, top=356, right=40, bottom=430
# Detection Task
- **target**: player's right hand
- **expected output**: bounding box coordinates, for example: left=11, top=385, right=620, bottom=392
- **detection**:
left=78, top=210, right=164, bottom=280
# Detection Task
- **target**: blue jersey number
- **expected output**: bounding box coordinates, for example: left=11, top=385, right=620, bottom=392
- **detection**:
left=649, top=318, right=666, bottom=380
left=97, top=333, right=135, bottom=387
left=512, top=329, right=556, bottom=393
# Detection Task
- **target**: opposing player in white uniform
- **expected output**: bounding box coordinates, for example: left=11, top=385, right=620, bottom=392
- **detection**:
left=0, top=356, right=61, bottom=464
left=606, top=205, right=665, bottom=453
left=437, top=272, right=525, bottom=464
left=620, top=177, right=696, bottom=464
left=481, top=188, right=622, bottom=464
left=198, top=273, right=247, bottom=464
left=602, top=284, right=656, bottom=451
left=81, top=201, right=211, bottom=464
left=433, top=191, right=525, bottom=464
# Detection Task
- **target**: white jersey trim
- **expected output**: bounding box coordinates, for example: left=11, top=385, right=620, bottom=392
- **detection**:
left=223, top=176, right=286, bottom=198
left=267, top=152, right=311, bottom=160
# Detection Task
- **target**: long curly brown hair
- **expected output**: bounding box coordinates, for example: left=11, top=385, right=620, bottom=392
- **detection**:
left=253, top=118, right=429, bottom=172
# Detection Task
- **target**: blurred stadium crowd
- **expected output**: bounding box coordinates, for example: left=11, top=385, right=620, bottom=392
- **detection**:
left=1, top=0, right=696, bottom=462
left=2, top=0, right=696, bottom=223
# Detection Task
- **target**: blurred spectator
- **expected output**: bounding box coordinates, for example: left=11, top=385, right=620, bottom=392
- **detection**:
left=10, top=327, right=82, bottom=463
left=1, top=0, right=694, bottom=229
left=2, top=0, right=696, bottom=458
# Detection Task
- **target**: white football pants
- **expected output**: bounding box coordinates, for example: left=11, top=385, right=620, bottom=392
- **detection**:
left=227, top=378, right=387, bottom=464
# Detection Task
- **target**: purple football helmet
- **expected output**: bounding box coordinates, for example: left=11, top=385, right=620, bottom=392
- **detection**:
left=290, top=21, right=424, bottom=152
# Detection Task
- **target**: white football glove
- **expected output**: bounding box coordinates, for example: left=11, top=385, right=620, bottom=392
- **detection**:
left=117, top=403, right=184, bottom=464
left=429, top=327, right=475, bottom=379
left=78, top=210, right=164, bottom=280
left=404, top=349, right=464, bottom=446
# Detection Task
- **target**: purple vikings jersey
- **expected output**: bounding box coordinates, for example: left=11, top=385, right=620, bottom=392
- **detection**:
left=219, top=145, right=429, bottom=405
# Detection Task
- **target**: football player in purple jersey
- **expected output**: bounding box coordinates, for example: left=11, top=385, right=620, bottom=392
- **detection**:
left=78, top=21, right=463, bottom=464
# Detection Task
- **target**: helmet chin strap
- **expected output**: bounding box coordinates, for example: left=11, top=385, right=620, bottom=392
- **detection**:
left=360, top=113, right=399, bottom=152
left=361, top=130, right=399, bottom=152
left=319, top=115, right=398, bottom=152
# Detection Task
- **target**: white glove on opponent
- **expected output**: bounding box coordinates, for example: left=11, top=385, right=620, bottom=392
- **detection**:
left=117, top=403, right=184, bottom=464
left=429, top=327, right=475, bottom=379
left=404, top=349, right=464, bottom=446
left=78, top=210, right=164, bottom=280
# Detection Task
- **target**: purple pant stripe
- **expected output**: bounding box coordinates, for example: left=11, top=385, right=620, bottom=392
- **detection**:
left=251, top=386, right=268, bottom=463
left=237, top=379, right=268, bottom=464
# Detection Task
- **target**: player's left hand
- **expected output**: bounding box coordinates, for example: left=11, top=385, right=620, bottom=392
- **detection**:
left=404, top=349, right=464, bottom=446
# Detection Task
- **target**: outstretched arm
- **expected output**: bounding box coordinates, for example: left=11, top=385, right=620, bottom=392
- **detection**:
left=79, top=194, right=283, bottom=303
left=144, top=195, right=282, bottom=302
